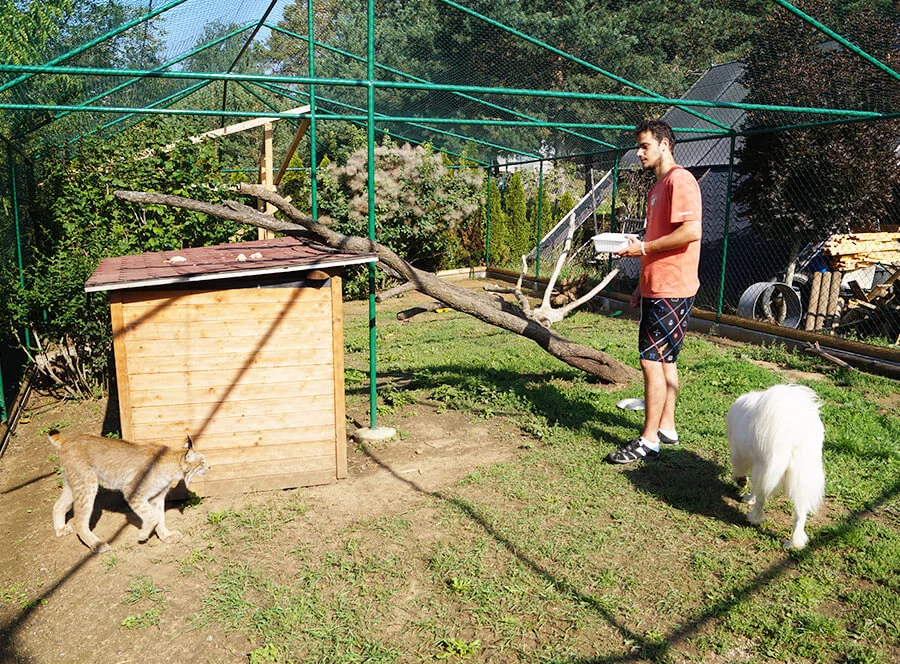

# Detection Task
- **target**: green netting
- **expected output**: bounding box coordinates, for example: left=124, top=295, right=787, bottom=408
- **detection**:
left=0, top=0, right=898, bottom=409
left=3, top=0, right=896, bottom=160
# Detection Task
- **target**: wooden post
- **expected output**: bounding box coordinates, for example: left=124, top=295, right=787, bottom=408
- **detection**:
left=110, top=292, right=135, bottom=440
left=825, top=271, right=842, bottom=329
left=331, top=275, right=348, bottom=479
left=258, top=123, right=275, bottom=240
left=805, top=271, right=822, bottom=331
left=814, top=271, right=831, bottom=331
left=274, top=118, right=310, bottom=187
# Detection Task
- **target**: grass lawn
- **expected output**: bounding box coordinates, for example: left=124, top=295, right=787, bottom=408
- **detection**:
left=191, top=292, right=899, bottom=663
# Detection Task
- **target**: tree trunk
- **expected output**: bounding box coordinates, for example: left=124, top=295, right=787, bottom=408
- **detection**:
left=114, top=186, right=636, bottom=385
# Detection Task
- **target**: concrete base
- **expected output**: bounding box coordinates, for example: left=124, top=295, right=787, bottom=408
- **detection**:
left=353, top=426, right=397, bottom=443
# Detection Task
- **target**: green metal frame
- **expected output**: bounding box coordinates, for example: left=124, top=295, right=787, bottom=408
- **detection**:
left=1, top=0, right=896, bottom=429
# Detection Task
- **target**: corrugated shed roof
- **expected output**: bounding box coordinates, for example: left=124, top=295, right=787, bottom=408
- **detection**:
left=620, top=62, right=748, bottom=169
left=85, top=236, right=377, bottom=293
left=662, top=61, right=747, bottom=167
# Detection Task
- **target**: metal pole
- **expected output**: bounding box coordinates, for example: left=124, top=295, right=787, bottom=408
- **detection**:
left=308, top=0, right=318, bottom=219
left=608, top=153, right=621, bottom=276
left=8, top=144, right=28, bottom=348
left=535, top=161, right=543, bottom=282
left=772, top=0, right=899, bottom=82
left=366, top=0, right=378, bottom=431
left=485, top=168, right=492, bottom=267
left=717, top=134, right=737, bottom=320
left=611, top=154, right=620, bottom=231
left=0, top=0, right=190, bottom=96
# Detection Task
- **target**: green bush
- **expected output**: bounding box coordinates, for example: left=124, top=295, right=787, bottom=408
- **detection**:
left=7, top=118, right=250, bottom=394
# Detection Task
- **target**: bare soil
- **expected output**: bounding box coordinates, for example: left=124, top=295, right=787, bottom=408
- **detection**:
left=0, top=383, right=532, bottom=664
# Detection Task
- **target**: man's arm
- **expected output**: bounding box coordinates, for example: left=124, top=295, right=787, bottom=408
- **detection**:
left=616, top=218, right=701, bottom=258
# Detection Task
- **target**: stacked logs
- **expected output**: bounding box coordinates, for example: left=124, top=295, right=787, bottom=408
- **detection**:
left=823, top=232, right=900, bottom=271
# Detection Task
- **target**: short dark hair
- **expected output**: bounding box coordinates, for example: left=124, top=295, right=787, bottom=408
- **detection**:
left=634, top=118, right=676, bottom=155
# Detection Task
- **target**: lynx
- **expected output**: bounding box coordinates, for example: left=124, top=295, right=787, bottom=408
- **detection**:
left=48, top=429, right=209, bottom=553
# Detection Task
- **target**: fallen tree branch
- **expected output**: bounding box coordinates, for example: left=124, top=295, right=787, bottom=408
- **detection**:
left=114, top=186, right=636, bottom=385
left=377, top=281, right=417, bottom=302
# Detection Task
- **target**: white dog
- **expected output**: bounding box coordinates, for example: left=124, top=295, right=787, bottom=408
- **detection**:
left=726, top=384, right=825, bottom=550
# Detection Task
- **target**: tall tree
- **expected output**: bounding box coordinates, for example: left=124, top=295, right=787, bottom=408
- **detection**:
left=503, top=171, right=530, bottom=262
left=734, top=0, right=900, bottom=281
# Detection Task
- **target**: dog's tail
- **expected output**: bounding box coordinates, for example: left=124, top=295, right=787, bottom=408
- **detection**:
left=756, top=385, right=825, bottom=514
left=46, top=428, right=64, bottom=449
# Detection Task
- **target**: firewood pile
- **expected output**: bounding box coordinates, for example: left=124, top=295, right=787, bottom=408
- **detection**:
left=837, top=267, right=900, bottom=342
left=823, top=232, right=900, bottom=271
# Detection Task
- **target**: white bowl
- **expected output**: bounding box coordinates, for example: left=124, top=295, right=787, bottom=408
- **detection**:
left=592, top=232, right=630, bottom=254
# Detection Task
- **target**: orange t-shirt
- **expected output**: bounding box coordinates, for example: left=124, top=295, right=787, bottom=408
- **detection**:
left=640, top=166, right=702, bottom=298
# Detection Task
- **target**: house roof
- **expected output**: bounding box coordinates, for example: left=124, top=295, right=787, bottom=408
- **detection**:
left=619, top=62, right=748, bottom=169
left=661, top=61, right=748, bottom=167
left=85, top=236, right=377, bottom=293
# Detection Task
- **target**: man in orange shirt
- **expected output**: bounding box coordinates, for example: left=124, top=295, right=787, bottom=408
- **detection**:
left=607, top=118, right=702, bottom=464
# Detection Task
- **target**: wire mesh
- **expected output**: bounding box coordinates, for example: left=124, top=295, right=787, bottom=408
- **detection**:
left=0, top=0, right=898, bottom=370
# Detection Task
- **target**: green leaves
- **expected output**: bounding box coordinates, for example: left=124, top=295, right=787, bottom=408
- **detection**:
left=6, top=117, right=244, bottom=391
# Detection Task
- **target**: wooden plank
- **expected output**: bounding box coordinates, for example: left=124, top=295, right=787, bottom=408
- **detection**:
left=121, top=334, right=334, bottom=358
left=186, top=105, right=310, bottom=143
left=202, top=440, right=335, bottom=466
left=127, top=363, right=335, bottom=391
left=119, top=285, right=331, bottom=308
left=174, top=425, right=336, bottom=450
left=127, top=426, right=336, bottom=451
left=131, top=425, right=336, bottom=453
left=129, top=378, right=335, bottom=408
left=110, top=293, right=135, bottom=440
left=190, top=469, right=336, bottom=496
left=204, top=454, right=336, bottom=482
left=847, top=280, right=869, bottom=301
left=120, top=302, right=332, bottom=327
left=274, top=118, right=310, bottom=186
left=331, top=276, right=348, bottom=479
left=119, top=307, right=333, bottom=335
left=120, top=319, right=333, bottom=343
left=129, top=400, right=337, bottom=427
left=123, top=348, right=335, bottom=374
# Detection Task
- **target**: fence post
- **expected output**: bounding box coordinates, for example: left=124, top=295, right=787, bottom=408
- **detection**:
left=717, top=133, right=737, bottom=320
left=307, top=0, right=318, bottom=220
left=485, top=167, right=492, bottom=267
left=535, top=161, right=543, bottom=282
left=366, top=0, right=379, bottom=431
left=610, top=152, right=620, bottom=232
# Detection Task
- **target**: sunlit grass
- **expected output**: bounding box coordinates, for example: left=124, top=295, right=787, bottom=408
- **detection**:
left=191, top=292, right=899, bottom=663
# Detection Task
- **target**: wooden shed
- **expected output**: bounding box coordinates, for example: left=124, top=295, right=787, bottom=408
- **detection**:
left=85, top=236, right=376, bottom=496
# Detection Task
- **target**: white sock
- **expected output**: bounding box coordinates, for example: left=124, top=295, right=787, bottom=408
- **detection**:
left=641, top=436, right=660, bottom=452
left=658, top=428, right=678, bottom=441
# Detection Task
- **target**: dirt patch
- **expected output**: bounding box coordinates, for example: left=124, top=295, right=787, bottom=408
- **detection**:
left=0, top=388, right=531, bottom=663
left=746, top=359, right=828, bottom=383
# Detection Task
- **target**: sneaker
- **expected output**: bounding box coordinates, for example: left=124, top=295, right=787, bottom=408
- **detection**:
left=606, top=437, right=660, bottom=464
left=657, top=430, right=679, bottom=445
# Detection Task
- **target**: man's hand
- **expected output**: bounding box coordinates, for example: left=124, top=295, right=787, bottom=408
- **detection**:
left=630, top=287, right=641, bottom=308
left=614, top=235, right=642, bottom=259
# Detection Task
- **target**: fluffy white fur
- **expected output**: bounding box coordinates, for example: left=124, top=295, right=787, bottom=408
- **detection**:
left=726, top=384, right=825, bottom=550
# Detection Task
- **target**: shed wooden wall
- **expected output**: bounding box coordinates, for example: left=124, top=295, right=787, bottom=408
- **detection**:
left=110, top=276, right=347, bottom=495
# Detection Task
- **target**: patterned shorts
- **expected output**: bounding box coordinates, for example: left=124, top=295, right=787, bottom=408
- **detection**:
left=638, top=296, right=695, bottom=363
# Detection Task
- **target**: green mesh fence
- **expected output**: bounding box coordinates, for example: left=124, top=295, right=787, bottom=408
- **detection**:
left=0, top=144, right=34, bottom=421
left=0, top=0, right=898, bottom=380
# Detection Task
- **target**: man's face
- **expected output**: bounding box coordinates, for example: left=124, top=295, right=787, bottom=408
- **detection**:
left=636, top=130, right=666, bottom=171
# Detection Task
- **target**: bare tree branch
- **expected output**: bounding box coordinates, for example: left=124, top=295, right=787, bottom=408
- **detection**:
left=114, top=186, right=636, bottom=385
